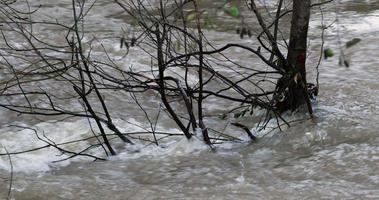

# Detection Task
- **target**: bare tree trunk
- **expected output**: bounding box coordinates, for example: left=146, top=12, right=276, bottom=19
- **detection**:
left=286, top=0, right=313, bottom=114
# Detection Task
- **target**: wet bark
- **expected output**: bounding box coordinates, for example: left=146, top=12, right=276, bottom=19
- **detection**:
left=287, top=0, right=311, bottom=80
left=278, top=0, right=313, bottom=114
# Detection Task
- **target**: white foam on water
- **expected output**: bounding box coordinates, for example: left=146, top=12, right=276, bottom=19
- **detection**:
left=0, top=119, right=98, bottom=173
left=0, top=117, right=214, bottom=173
left=0, top=104, right=329, bottom=173
left=344, top=10, right=379, bottom=34
left=115, top=133, right=209, bottom=161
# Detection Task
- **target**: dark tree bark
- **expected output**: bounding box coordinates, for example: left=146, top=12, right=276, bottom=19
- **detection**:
left=288, top=0, right=311, bottom=80
left=279, top=0, right=313, bottom=114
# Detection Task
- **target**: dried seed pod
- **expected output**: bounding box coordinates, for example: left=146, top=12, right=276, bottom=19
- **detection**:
left=130, top=37, right=137, bottom=47
left=242, top=27, right=247, bottom=35
left=120, top=37, right=125, bottom=49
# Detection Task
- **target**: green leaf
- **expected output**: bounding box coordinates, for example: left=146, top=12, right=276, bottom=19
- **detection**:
left=324, top=48, right=334, bottom=59
left=345, top=38, right=361, bottom=48
left=224, top=6, right=240, bottom=18
left=186, top=10, right=197, bottom=22
left=203, top=15, right=213, bottom=28
left=175, top=40, right=181, bottom=51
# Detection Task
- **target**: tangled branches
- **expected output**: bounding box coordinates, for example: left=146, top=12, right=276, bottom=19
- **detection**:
left=0, top=0, right=326, bottom=160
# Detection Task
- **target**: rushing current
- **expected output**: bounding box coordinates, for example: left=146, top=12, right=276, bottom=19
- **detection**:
left=0, top=0, right=379, bottom=199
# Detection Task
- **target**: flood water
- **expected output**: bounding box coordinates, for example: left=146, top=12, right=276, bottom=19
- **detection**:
left=1, top=0, right=379, bottom=199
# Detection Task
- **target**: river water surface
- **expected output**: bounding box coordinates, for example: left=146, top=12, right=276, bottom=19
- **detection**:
left=0, top=0, right=379, bottom=199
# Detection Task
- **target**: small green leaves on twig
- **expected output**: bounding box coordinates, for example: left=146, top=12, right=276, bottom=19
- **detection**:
left=203, top=15, right=215, bottom=28
left=186, top=10, right=197, bottom=22
left=175, top=40, right=181, bottom=51
left=185, top=10, right=205, bottom=22
left=236, top=26, right=252, bottom=39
